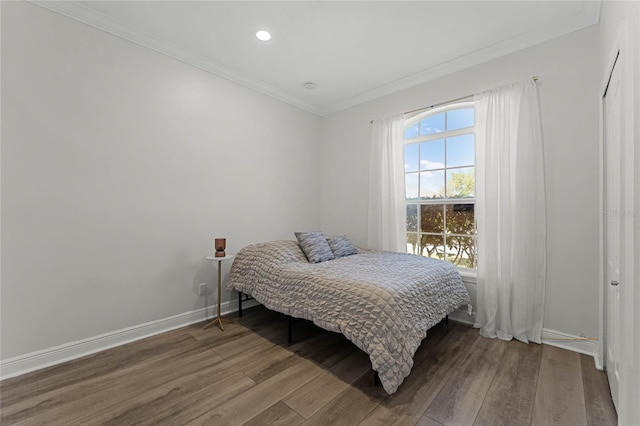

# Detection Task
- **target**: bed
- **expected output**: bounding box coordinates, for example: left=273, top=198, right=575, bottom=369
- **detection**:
left=226, top=238, right=470, bottom=394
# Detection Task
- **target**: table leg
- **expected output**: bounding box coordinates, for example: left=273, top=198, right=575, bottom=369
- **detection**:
left=203, top=259, right=231, bottom=331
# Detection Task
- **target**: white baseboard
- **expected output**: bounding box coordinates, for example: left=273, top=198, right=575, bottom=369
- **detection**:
left=448, top=308, right=475, bottom=326
left=444, top=315, right=601, bottom=370
left=0, top=299, right=259, bottom=380
left=542, top=328, right=602, bottom=369
left=1, top=302, right=601, bottom=381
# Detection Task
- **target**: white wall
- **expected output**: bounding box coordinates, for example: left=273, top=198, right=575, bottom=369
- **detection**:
left=1, top=1, right=321, bottom=360
left=1, top=0, right=620, bottom=367
left=319, top=25, right=602, bottom=339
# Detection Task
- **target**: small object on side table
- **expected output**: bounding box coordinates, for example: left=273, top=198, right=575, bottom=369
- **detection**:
left=214, top=238, right=226, bottom=257
left=203, top=254, right=234, bottom=331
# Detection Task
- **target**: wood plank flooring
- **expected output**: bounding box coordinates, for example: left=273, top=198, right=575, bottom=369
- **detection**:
left=0, top=306, right=617, bottom=426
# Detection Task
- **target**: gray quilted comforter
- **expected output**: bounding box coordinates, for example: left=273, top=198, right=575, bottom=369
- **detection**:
left=227, top=240, right=470, bottom=394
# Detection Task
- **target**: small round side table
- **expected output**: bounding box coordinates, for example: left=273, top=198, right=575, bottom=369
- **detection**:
left=203, top=255, right=234, bottom=331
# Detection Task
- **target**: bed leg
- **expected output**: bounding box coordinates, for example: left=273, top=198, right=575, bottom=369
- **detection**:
left=288, top=316, right=293, bottom=344
left=238, top=292, right=243, bottom=318
left=374, top=372, right=380, bottom=387
left=445, top=315, right=449, bottom=324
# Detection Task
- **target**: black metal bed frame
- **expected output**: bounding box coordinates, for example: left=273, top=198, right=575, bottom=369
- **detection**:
left=237, top=291, right=253, bottom=318
left=238, top=291, right=299, bottom=344
left=237, top=290, right=449, bottom=388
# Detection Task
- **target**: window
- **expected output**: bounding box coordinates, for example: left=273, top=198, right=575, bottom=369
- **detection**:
left=404, top=101, right=476, bottom=269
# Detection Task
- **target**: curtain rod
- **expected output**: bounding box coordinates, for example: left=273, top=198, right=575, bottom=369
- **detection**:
left=370, top=76, right=539, bottom=124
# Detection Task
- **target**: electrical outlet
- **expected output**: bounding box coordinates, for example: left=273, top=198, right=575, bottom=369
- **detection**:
left=198, top=283, right=207, bottom=296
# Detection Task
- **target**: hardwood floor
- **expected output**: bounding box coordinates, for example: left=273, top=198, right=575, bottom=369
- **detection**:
left=0, top=306, right=617, bottom=426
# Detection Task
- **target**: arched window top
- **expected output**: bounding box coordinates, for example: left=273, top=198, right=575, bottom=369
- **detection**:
left=404, top=101, right=474, bottom=140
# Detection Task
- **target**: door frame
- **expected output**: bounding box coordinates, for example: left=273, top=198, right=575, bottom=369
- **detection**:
left=598, top=20, right=633, bottom=372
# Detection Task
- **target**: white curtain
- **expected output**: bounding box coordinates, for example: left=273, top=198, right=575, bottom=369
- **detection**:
left=367, top=114, right=406, bottom=252
left=473, top=80, right=546, bottom=344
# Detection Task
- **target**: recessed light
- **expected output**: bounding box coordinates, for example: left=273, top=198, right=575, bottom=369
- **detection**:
left=255, top=30, right=271, bottom=42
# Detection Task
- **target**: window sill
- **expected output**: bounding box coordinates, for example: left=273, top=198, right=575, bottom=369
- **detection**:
left=457, top=268, right=477, bottom=284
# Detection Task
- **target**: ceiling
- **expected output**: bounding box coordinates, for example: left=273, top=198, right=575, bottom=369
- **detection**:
left=34, top=1, right=601, bottom=116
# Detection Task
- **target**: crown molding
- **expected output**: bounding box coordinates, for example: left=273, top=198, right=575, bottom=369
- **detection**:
left=319, top=0, right=602, bottom=116
left=582, top=0, right=603, bottom=25
left=31, top=0, right=601, bottom=118
left=30, top=1, right=324, bottom=116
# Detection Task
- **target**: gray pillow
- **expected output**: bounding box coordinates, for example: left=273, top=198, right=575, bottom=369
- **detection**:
left=327, top=235, right=358, bottom=258
left=295, top=231, right=334, bottom=263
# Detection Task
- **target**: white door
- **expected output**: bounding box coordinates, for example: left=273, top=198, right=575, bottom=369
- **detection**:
left=603, top=52, right=622, bottom=411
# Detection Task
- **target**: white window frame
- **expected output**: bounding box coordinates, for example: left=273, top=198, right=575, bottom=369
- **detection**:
left=404, top=100, right=477, bottom=276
